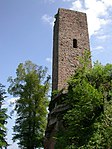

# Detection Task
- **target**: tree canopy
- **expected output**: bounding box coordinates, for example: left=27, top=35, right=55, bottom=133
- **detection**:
left=55, top=52, right=112, bottom=149
left=8, top=60, right=50, bottom=149
left=0, top=83, right=8, bottom=148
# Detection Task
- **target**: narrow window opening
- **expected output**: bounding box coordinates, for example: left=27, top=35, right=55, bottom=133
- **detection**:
left=73, top=39, right=77, bottom=48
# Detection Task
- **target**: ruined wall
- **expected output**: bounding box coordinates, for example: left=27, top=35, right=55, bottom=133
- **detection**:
left=44, top=8, right=90, bottom=149
left=52, top=8, right=90, bottom=91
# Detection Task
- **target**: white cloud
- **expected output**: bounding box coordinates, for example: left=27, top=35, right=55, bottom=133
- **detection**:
left=85, top=10, right=110, bottom=36
left=42, top=14, right=54, bottom=26
left=92, top=46, right=104, bottom=53
left=96, top=35, right=109, bottom=40
left=70, top=0, right=112, bottom=37
left=95, top=46, right=104, bottom=50
left=46, top=58, right=52, bottom=63
left=70, top=0, right=84, bottom=11
left=85, top=0, right=107, bottom=16
left=102, top=0, right=112, bottom=7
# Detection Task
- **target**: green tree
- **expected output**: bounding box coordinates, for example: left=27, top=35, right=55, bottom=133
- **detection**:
left=0, top=83, right=8, bottom=148
left=8, top=61, right=50, bottom=149
left=55, top=52, right=112, bottom=149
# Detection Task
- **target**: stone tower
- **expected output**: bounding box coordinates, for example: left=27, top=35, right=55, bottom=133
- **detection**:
left=52, top=8, right=90, bottom=91
left=44, top=8, right=90, bottom=149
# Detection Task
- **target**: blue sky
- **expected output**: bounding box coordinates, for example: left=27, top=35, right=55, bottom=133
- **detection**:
left=0, top=0, right=112, bottom=148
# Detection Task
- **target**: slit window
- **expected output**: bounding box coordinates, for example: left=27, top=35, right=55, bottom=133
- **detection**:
left=73, top=39, right=77, bottom=48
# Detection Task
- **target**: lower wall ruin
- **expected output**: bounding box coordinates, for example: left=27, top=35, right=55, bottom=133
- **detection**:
left=44, top=93, right=68, bottom=149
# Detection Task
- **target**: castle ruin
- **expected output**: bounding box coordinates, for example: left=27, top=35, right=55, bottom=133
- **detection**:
left=44, top=8, right=90, bottom=149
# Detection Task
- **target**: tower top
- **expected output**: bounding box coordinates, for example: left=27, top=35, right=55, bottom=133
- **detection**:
left=58, top=8, right=86, bottom=14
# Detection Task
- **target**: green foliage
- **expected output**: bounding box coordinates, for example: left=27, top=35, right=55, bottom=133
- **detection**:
left=0, top=83, right=8, bottom=148
left=52, top=89, right=63, bottom=98
left=55, top=51, right=112, bottom=149
left=8, top=60, right=50, bottom=149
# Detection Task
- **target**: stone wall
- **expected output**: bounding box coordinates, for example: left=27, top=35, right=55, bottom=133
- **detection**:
left=52, top=8, right=90, bottom=91
left=44, top=8, right=90, bottom=149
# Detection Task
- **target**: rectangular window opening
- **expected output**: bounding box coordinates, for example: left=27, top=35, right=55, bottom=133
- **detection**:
left=73, top=39, right=77, bottom=48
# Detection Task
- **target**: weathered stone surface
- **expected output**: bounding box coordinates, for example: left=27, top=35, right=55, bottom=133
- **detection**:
left=44, top=8, right=90, bottom=149
left=52, top=8, right=90, bottom=91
